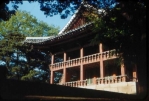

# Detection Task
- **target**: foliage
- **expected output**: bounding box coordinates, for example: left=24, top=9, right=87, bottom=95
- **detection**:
left=0, top=0, right=146, bottom=21
left=21, top=70, right=38, bottom=81
left=0, top=10, right=59, bottom=83
left=0, top=0, right=16, bottom=21
left=0, top=0, right=121, bottom=21
left=0, top=32, right=25, bottom=68
left=88, top=0, right=146, bottom=59
left=0, top=31, right=26, bottom=79
left=0, top=33, right=51, bottom=82
left=0, top=10, right=60, bottom=37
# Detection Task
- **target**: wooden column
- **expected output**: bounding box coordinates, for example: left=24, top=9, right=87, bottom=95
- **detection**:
left=51, top=54, right=54, bottom=64
left=64, top=52, right=66, bottom=62
left=121, top=59, right=126, bottom=82
left=50, top=70, right=54, bottom=84
left=63, top=52, right=66, bottom=83
left=50, top=54, right=54, bottom=84
left=80, top=48, right=84, bottom=84
left=99, top=43, right=104, bottom=78
left=133, top=64, right=137, bottom=82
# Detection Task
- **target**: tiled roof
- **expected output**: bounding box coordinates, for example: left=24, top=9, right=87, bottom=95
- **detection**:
left=24, top=22, right=92, bottom=44
left=24, top=36, right=54, bottom=43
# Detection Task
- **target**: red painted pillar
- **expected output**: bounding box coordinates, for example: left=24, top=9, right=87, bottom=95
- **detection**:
left=50, top=54, right=54, bottom=84
left=99, top=43, right=104, bottom=78
left=133, top=64, right=137, bottom=82
left=93, top=77, right=97, bottom=84
left=50, top=70, right=54, bottom=84
left=99, top=43, right=104, bottom=84
left=121, top=59, right=126, bottom=82
left=63, top=52, right=66, bottom=83
left=80, top=48, right=84, bottom=85
left=51, top=54, right=54, bottom=65
left=64, top=52, right=66, bottom=62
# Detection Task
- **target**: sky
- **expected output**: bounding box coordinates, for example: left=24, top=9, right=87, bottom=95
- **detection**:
left=8, top=1, right=72, bottom=31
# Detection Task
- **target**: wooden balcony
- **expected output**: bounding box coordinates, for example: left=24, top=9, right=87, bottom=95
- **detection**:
left=50, top=49, right=119, bottom=71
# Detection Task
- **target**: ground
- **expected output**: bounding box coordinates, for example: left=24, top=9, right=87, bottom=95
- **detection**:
left=0, top=79, right=148, bottom=101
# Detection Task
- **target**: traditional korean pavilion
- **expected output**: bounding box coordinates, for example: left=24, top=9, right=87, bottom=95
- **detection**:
left=24, top=2, right=138, bottom=94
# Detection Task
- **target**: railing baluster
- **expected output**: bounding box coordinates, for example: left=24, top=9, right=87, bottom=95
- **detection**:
left=115, top=77, right=117, bottom=83
left=74, top=59, right=76, bottom=65
left=102, top=52, right=104, bottom=59
left=118, top=76, right=121, bottom=82
left=107, top=51, right=109, bottom=58
left=71, top=60, right=72, bottom=66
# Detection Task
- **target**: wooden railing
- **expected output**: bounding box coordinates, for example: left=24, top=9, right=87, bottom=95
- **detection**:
left=82, top=53, right=101, bottom=64
left=50, top=49, right=119, bottom=70
left=56, top=75, right=133, bottom=87
left=102, top=49, right=118, bottom=60
left=62, top=80, right=87, bottom=87
left=96, top=75, right=127, bottom=84
left=66, top=58, right=81, bottom=67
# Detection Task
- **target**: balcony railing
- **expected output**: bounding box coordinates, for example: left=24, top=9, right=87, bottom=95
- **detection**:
left=56, top=75, right=135, bottom=87
left=50, top=49, right=119, bottom=70
left=96, top=75, right=127, bottom=84
left=59, top=80, right=87, bottom=87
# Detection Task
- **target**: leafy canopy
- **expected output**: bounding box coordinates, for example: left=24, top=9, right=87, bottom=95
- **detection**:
left=0, top=10, right=60, bottom=37
left=0, top=0, right=121, bottom=21
left=0, top=10, right=59, bottom=82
